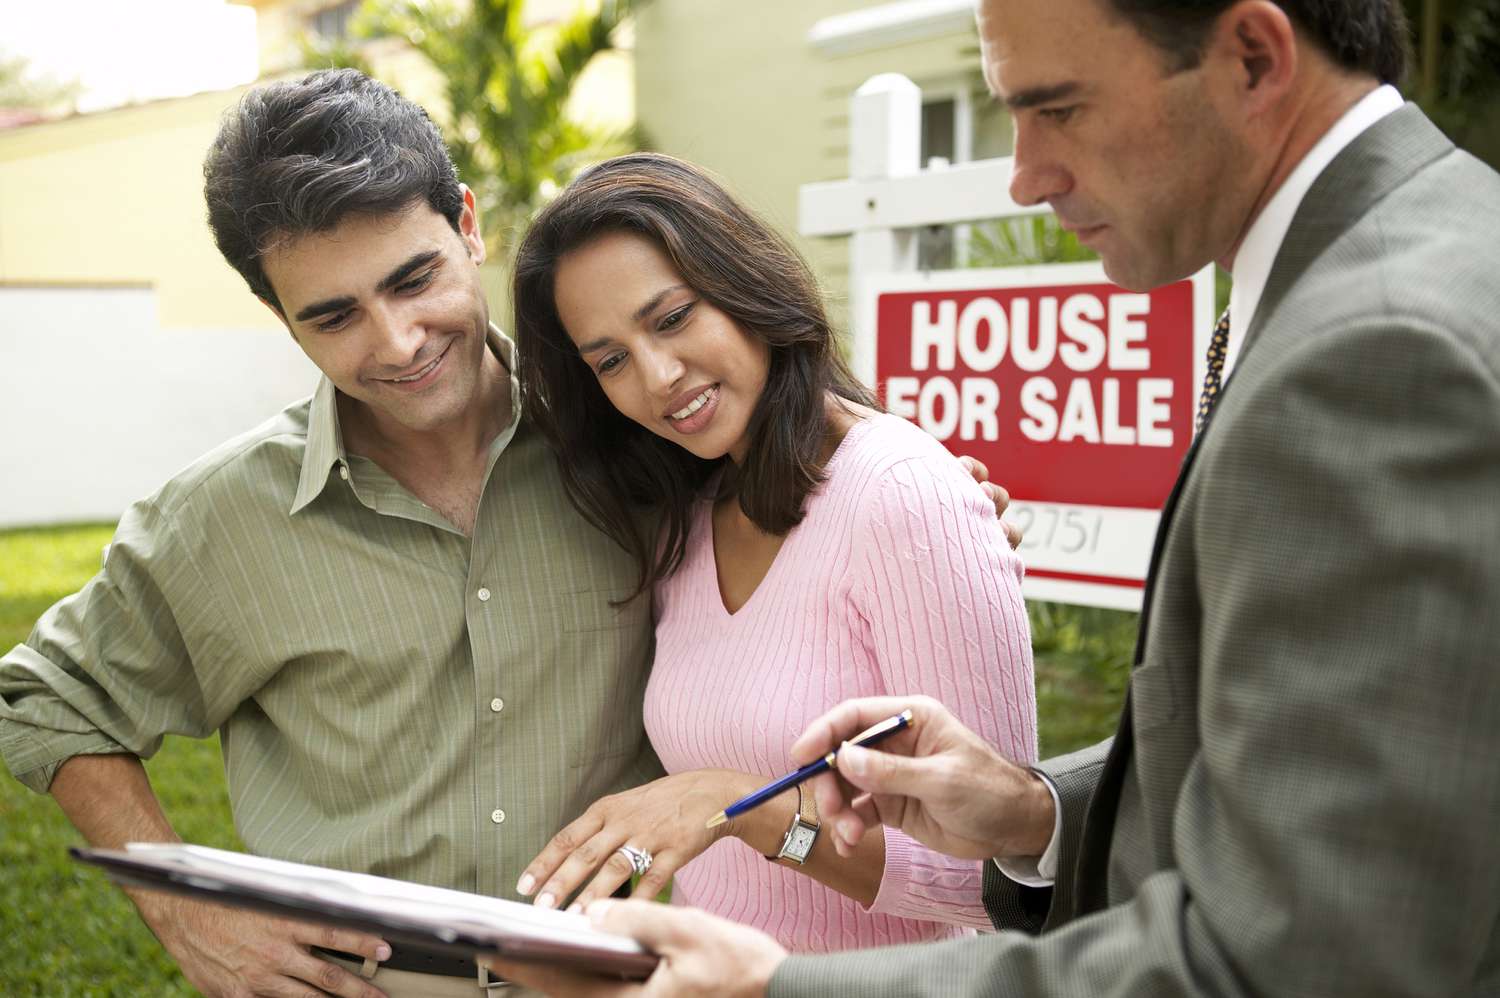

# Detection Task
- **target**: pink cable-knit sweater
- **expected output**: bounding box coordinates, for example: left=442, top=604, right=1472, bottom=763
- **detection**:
left=645, top=413, right=1037, bottom=954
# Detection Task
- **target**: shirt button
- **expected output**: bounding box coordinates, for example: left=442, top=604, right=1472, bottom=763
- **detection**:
left=490, top=697, right=505, bottom=713
left=491, top=809, right=506, bottom=824
left=338, top=466, right=349, bottom=481
left=477, top=587, right=491, bottom=602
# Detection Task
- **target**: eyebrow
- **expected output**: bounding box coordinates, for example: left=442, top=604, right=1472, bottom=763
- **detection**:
left=1004, top=81, right=1081, bottom=110
left=574, top=284, right=690, bottom=354
left=291, top=250, right=443, bottom=323
left=293, top=295, right=356, bottom=324
left=376, top=249, right=442, bottom=293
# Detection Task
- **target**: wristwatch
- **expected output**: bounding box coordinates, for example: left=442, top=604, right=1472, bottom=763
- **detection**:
left=768, top=782, right=820, bottom=865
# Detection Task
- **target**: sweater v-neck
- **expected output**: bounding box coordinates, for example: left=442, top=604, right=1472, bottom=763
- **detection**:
left=703, top=415, right=876, bottom=620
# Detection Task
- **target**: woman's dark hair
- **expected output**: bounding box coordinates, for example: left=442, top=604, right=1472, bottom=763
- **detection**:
left=513, top=152, right=878, bottom=601
left=203, top=68, right=464, bottom=312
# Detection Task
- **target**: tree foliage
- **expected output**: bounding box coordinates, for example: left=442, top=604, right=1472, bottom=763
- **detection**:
left=0, top=51, right=81, bottom=113
left=305, top=0, right=637, bottom=255
left=1406, top=0, right=1500, bottom=163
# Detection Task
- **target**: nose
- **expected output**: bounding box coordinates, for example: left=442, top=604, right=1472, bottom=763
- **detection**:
left=638, top=340, right=685, bottom=399
left=369, top=302, right=427, bottom=370
left=1008, top=118, right=1071, bottom=209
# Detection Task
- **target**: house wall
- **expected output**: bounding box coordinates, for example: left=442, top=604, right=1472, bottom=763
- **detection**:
left=0, top=87, right=275, bottom=332
left=634, top=0, right=1009, bottom=329
left=0, top=0, right=629, bottom=527
left=0, top=286, right=316, bottom=526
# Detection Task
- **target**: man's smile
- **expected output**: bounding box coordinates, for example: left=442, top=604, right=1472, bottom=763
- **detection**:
left=374, top=339, right=453, bottom=391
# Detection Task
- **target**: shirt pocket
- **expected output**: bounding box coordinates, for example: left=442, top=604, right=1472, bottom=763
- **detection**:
left=557, top=587, right=647, bottom=634
left=545, top=589, right=653, bottom=770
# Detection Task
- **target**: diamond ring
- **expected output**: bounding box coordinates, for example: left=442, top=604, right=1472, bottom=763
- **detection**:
left=615, top=843, right=653, bottom=877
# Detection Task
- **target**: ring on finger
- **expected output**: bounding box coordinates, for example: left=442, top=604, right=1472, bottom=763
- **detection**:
left=615, top=843, right=653, bottom=877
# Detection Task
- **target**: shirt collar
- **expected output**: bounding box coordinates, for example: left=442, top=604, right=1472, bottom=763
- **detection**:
left=290, top=323, right=521, bottom=515
left=1223, top=84, right=1404, bottom=378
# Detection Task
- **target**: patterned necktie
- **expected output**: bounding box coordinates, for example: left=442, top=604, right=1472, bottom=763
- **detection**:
left=1196, top=309, right=1231, bottom=433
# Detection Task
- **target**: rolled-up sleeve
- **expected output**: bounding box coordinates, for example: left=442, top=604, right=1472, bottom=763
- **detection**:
left=0, top=499, right=233, bottom=792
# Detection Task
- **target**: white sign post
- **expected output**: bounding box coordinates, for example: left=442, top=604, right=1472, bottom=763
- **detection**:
left=799, top=75, right=1214, bottom=611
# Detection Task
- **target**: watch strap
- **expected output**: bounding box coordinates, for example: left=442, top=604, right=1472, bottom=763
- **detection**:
left=768, top=781, right=821, bottom=864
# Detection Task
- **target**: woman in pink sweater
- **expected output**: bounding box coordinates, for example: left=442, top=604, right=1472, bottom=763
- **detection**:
left=510, top=153, right=1036, bottom=953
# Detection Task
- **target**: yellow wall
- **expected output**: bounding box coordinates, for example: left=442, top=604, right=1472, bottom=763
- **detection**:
left=252, top=0, right=331, bottom=76
left=635, top=1, right=1005, bottom=328
left=0, top=86, right=279, bottom=330
left=0, top=0, right=626, bottom=332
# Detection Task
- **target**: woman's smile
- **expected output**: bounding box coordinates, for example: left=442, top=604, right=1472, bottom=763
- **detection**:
left=663, top=384, right=721, bottom=433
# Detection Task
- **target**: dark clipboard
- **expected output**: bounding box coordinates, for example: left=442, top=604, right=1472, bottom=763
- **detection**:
left=71, top=844, right=659, bottom=981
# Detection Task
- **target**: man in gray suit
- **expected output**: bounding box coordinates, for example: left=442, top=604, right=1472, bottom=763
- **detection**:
left=487, top=0, right=1500, bottom=993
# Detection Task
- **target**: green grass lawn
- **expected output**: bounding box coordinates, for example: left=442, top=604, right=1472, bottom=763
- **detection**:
left=0, top=522, right=1132, bottom=995
left=0, top=524, right=241, bottom=996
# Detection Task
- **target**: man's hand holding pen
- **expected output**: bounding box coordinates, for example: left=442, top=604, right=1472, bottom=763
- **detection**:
left=492, top=697, right=1054, bottom=996
left=790, top=695, right=1056, bottom=862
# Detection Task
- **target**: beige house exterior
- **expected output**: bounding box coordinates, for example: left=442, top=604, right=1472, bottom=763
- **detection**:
left=2, top=0, right=986, bottom=331
left=634, top=0, right=1014, bottom=325
left=0, top=0, right=984, bottom=525
left=0, top=0, right=628, bottom=526
left=0, top=0, right=630, bottom=330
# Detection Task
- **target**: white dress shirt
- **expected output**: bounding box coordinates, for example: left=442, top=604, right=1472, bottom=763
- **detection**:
left=997, top=83, right=1406, bottom=890
left=1223, top=84, right=1404, bottom=377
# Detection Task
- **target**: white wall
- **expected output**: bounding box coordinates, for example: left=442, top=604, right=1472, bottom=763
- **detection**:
left=1, top=286, right=317, bottom=527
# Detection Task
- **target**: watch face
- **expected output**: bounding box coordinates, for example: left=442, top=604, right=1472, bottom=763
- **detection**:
left=788, top=825, right=817, bottom=855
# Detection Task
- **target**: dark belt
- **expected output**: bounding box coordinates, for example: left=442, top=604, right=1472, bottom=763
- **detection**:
left=314, top=943, right=479, bottom=978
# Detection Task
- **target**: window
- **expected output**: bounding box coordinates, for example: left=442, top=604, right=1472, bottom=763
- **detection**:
left=309, top=0, right=361, bottom=40
left=917, top=84, right=1013, bottom=269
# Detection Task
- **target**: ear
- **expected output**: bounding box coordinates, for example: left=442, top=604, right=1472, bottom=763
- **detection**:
left=1210, top=0, right=1298, bottom=117
left=458, top=184, right=487, bottom=266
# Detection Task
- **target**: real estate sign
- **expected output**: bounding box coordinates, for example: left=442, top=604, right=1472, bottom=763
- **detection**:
left=868, top=262, right=1215, bottom=610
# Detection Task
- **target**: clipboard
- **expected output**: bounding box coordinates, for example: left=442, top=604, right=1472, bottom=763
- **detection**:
left=71, top=843, right=659, bottom=980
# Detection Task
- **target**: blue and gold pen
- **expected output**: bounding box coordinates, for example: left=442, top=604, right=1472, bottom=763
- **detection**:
left=705, top=709, right=916, bottom=828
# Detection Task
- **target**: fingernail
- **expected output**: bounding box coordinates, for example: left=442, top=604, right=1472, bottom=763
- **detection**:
left=840, top=744, right=866, bottom=776
left=584, top=899, right=614, bottom=925
left=567, top=903, right=583, bottom=914
left=376, top=944, right=391, bottom=961
left=535, top=892, right=556, bottom=909
left=516, top=873, right=535, bottom=896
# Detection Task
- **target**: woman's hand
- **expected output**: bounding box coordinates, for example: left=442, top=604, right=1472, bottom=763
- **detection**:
left=516, top=769, right=763, bottom=911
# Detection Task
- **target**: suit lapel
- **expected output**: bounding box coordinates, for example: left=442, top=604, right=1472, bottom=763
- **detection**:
left=1072, top=416, right=1213, bottom=914
left=1065, top=104, right=1457, bottom=917
left=1234, top=104, right=1453, bottom=374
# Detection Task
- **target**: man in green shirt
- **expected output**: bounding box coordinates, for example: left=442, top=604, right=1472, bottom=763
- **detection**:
left=0, top=69, right=663, bottom=997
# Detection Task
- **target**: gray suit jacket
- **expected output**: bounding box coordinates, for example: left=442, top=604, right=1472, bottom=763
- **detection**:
left=773, top=105, right=1500, bottom=996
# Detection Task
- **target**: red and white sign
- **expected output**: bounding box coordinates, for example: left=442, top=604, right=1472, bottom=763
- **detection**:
left=868, top=263, right=1215, bottom=610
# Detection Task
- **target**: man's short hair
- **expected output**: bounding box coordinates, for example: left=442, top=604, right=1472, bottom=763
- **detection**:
left=1109, top=0, right=1411, bottom=85
left=203, top=68, right=464, bottom=312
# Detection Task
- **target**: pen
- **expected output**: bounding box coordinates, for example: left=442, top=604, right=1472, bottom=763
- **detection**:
left=705, top=709, right=916, bottom=828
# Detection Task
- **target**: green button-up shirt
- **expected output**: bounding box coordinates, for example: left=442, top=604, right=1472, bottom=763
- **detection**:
left=0, top=330, right=659, bottom=900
